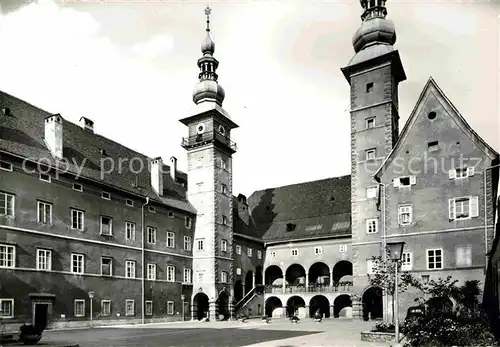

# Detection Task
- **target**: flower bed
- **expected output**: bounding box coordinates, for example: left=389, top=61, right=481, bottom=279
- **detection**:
left=360, top=331, right=395, bottom=343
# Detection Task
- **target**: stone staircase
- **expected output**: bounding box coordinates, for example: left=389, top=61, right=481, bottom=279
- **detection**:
left=234, top=285, right=265, bottom=317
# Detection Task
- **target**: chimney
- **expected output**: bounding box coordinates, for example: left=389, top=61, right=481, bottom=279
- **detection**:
left=79, top=117, right=94, bottom=133
left=170, top=156, right=177, bottom=182
left=237, top=194, right=250, bottom=225
left=150, top=157, right=163, bottom=196
left=44, top=114, right=63, bottom=159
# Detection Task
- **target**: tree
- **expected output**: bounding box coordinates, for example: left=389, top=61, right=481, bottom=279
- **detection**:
left=367, top=247, right=422, bottom=323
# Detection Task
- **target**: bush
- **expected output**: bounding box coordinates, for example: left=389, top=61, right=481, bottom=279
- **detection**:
left=372, top=322, right=403, bottom=333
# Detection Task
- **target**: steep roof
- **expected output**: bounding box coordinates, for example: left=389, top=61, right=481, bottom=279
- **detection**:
left=375, top=77, right=499, bottom=179
left=247, top=176, right=351, bottom=243
left=0, top=90, right=196, bottom=214
left=231, top=196, right=265, bottom=241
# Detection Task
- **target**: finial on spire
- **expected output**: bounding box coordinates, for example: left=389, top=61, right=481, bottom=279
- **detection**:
left=205, top=5, right=211, bottom=32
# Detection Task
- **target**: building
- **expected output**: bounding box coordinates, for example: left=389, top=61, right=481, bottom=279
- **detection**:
left=1, top=1, right=499, bottom=330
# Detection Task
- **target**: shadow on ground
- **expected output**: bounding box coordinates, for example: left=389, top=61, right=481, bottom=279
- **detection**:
left=41, top=327, right=320, bottom=347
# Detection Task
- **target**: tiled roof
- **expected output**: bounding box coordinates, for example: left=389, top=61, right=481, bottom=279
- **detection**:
left=247, top=176, right=351, bottom=242
left=0, top=90, right=196, bottom=214
left=232, top=196, right=265, bottom=240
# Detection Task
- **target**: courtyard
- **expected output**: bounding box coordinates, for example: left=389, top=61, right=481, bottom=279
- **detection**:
left=36, top=318, right=388, bottom=347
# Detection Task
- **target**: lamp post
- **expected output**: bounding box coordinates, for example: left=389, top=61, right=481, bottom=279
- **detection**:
left=421, top=274, right=430, bottom=314
left=386, top=241, right=405, bottom=347
left=181, top=294, right=185, bottom=322
left=88, top=291, right=95, bottom=328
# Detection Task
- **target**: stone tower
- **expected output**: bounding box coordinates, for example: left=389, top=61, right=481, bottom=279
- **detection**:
left=180, top=6, right=238, bottom=321
left=340, top=0, right=406, bottom=320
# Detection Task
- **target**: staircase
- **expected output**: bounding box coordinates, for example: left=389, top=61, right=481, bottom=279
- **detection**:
left=234, top=285, right=265, bottom=317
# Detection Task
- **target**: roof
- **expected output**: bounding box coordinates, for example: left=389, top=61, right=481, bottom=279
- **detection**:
left=231, top=196, right=264, bottom=240
left=0, top=90, right=196, bottom=214
left=375, top=77, right=499, bottom=179
left=247, top=176, right=351, bottom=242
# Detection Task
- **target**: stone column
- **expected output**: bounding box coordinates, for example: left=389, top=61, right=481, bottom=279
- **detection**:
left=330, top=272, right=334, bottom=287
left=209, top=299, right=216, bottom=321
left=242, top=284, right=246, bottom=296
left=252, top=273, right=255, bottom=290
left=282, top=278, right=286, bottom=294
left=282, top=306, right=287, bottom=318
left=305, top=305, right=310, bottom=318
left=305, top=273, right=309, bottom=292
left=191, top=304, right=196, bottom=321
left=351, top=296, right=363, bottom=320
left=330, top=305, right=334, bottom=318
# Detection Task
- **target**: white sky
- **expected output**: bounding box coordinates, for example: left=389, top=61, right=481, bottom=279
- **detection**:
left=0, top=0, right=498, bottom=197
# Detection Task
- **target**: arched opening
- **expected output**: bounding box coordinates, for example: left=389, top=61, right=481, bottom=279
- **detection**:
left=331, top=260, right=353, bottom=283
left=216, top=290, right=229, bottom=320
left=265, top=297, right=282, bottom=317
left=255, top=266, right=263, bottom=285
left=285, top=264, right=306, bottom=286
left=286, top=296, right=306, bottom=317
left=193, top=292, right=210, bottom=321
left=309, top=262, right=330, bottom=286
left=234, top=280, right=243, bottom=302
left=362, top=286, right=383, bottom=320
left=245, top=270, right=253, bottom=295
left=309, top=295, right=330, bottom=318
left=334, top=294, right=352, bottom=318
left=264, top=265, right=283, bottom=286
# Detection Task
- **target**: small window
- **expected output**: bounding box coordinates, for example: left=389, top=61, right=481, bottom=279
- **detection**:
left=365, top=117, right=375, bottom=129
left=222, top=215, right=228, bottom=225
left=37, top=201, right=52, bottom=224
left=235, top=245, right=241, bottom=255
left=147, top=263, right=156, bottom=280
left=101, top=192, right=110, bottom=200
left=0, top=192, right=15, bottom=218
left=166, top=265, right=175, bottom=282
left=270, top=251, right=277, bottom=258
left=236, top=267, right=242, bottom=275
left=71, top=209, right=84, bottom=231
left=365, top=149, right=376, bottom=160
left=398, top=205, right=412, bottom=225
left=125, top=300, right=135, bottom=316
left=0, top=161, right=13, bottom=171
left=101, top=257, right=112, bottom=276
left=125, top=260, right=136, bottom=278
left=100, top=216, right=113, bottom=236
left=286, top=223, right=296, bottom=232
left=0, top=244, right=15, bottom=268
left=125, top=222, right=136, bottom=240
left=71, top=253, right=84, bottom=274
left=218, top=125, right=226, bottom=135
left=221, top=184, right=227, bottom=194
left=72, top=183, right=83, bottom=192
left=185, top=216, right=192, bottom=228
left=427, top=249, right=443, bottom=270
left=197, top=238, right=205, bottom=251
left=39, top=173, right=51, bottom=182
left=257, top=250, right=262, bottom=259
left=449, top=196, right=478, bottom=220
left=145, top=301, right=153, bottom=316
left=366, top=218, right=378, bottom=234
left=366, top=187, right=377, bottom=199
left=428, top=141, right=439, bottom=152
left=126, top=199, right=134, bottom=207
left=101, top=300, right=111, bottom=316
left=247, top=248, right=253, bottom=257
left=183, top=268, right=192, bottom=283
left=291, top=249, right=298, bottom=256
left=167, top=301, right=174, bottom=315
left=366, top=82, right=374, bottom=93
left=166, top=232, right=175, bottom=248
left=394, top=176, right=416, bottom=187
left=221, top=159, right=227, bottom=170
left=148, top=206, right=155, bottom=213
left=401, top=252, right=412, bottom=271
left=0, top=298, right=14, bottom=318
left=147, top=227, right=156, bottom=244
left=74, top=300, right=85, bottom=317
left=221, top=239, right=227, bottom=252
left=314, top=246, right=322, bottom=255
left=168, top=211, right=174, bottom=218
left=428, top=111, right=437, bottom=120
left=183, top=236, right=192, bottom=250
left=339, top=244, right=347, bottom=253
left=449, top=166, right=474, bottom=180
left=221, top=271, right=228, bottom=283
left=36, top=249, right=52, bottom=271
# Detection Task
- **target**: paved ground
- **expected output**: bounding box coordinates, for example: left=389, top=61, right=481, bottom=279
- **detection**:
left=35, top=318, right=391, bottom=347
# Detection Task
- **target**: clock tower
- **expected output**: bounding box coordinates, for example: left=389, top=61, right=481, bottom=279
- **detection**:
left=180, top=6, right=238, bottom=321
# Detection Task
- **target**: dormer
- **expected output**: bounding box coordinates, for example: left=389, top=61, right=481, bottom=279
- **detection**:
left=79, top=117, right=94, bottom=133
left=44, top=114, right=63, bottom=159
left=286, top=223, right=296, bottom=232
left=150, top=157, right=163, bottom=196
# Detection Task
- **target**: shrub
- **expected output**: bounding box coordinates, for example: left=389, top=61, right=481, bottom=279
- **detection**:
left=372, top=322, right=403, bottom=333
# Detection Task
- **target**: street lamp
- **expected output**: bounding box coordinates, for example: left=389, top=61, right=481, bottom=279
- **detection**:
left=421, top=274, right=430, bottom=314
left=181, top=294, right=185, bottom=321
left=88, top=291, right=95, bottom=328
left=386, top=241, right=405, bottom=347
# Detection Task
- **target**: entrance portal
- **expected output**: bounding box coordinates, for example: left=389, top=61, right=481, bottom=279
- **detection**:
left=193, top=293, right=210, bottom=321
left=362, top=286, right=383, bottom=320
left=34, top=304, right=49, bottom=330
left=217, top=291, right=229, bottom=320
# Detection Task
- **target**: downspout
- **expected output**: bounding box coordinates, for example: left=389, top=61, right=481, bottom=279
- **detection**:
left=141, top=197, right=150, bottom=325
left=374, top=176, right=388, bottom=322
left=484, top=164, right=500, bottom=273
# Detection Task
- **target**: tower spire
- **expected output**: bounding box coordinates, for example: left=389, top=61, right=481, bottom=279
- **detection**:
left=205, top=5, right=211, bottom=32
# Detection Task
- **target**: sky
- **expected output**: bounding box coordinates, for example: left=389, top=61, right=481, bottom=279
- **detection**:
left=0, top=0, right=498, bottom=197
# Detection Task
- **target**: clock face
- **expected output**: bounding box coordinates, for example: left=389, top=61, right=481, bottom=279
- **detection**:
left=196, top=123, right=205, bottom=134
left=218, top=125, right=225, bottom=135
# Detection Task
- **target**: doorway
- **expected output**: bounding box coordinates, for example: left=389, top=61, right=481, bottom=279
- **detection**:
left=34, top=304, right=49, bottom=330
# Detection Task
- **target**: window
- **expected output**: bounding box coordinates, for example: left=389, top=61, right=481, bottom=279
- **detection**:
left=221, top=159, right=227, bottom=170
left=74, top=300, right=85, bottom=317
left=0, top=244, right=15, bottom=268
left=72, top=183, right=83, bottom=192
left=101, top=257, right=112, bottom=276
left=145, top=301, right=153, bottom=316
left=366, top=149, right=376, bottom=160
left=314, top=246, right=322, bottom=255
left=167, top=266, right=175, bottom=282
left=366, top=82, right=374, bottom=93
left=393, top=176, right=416, bottom=187
left=71, top=209, right=84, bottom=231
left=221, top=239, right=227, bottom=252
left=168, top=211, right=174, bottom=218
left=235, top=245, right=241, bottom=255
left=148, top=206, right=155, bottom=213
left=366, top=117, right=375, bottom=129
left=37, top=201, right=52, bottom=224
left=197, top=238, right=205, bottom=251
left=126, top=199, right=134, bottom=207
left=366, top=259, right=375, bottom=274
left=401, top=252, right=412, bottom=271
left=398, top=205, right=412, bottom=225
left=166, top=232, right=175, bottom=248
left=366, top=187, right=377, bottom=199
left=0, top=161, right=12, bottom=171
left=428, top=141, right=439, bottom=151
left=428, top=111, right=437, bottom=120
left=286, top=223, right=296, bottom=232
left=257, top=250, right=262, bottom=259
left=100, top=216, right=113, bottom=236
left=221, top=184, right=227, bottom=194
left=456, top=246, right=472, bottom=267
left=147, top=227, right=156, bottom=244
left=291, top=249, right=298, bottom=256
left=125, top=222, right=136, bottom=241
left=0, top=299, right=14, bottom=318
left=39, top=173, right=51, bottom=182
left=101, top=300, right=111, bottom=316
left=183, top=268, right=192, bottom=283
left=197, top=271, right=204, bottom=282
left=339, top=244, right=347, bottom=253
left=449, top=196, right=479, bottom=220
left=222, top=215, right=228, bottom=225
left=71, top=253, right=84, bottom=274
left=449, top=166, right=474, bottom=179
left=125, top=300, right=135, bottom=316
left=185, top=216, right=192, bottom=228
left=0, top=192, right=14, bottom=217
left=101, top=192, right=110, bottom=200
left=36, top=249, right=52, bottom=271
left=125, top=260, right=136, bottom=278
left=247, top=248, right=253, bottom=257
left=167, top=301, right=174, bottom=315
left=221, top=271, right=228, bottom=283
left=270, top=251, right=277, bottom=258
left=366, top=218, right=378, bottom=233
left=427, top=249, right=443, bottom=270
left=236, top=267, right=242, bottom=275
left=147, top=263, right=156, bottom=280
left=184, top=236, right=191, bottom=250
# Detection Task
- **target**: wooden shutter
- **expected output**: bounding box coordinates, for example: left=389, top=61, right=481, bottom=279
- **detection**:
left=470, top=196, right=479, bottom=217
left=467, top=166, right=475, bottom=177
left=449, top=169, right=456, bottom=179
left=410, top=175, right=416, bottom=185
left=449, top=199, right=456, bottom=220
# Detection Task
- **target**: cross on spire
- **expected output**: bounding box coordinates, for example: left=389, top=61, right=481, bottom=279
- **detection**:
left=205, top=5, right=211, bottom=32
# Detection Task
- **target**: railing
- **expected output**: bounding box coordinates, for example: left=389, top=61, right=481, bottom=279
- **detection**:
left=233, top=285, right=265, bottom=314
left=181, top=130, right=237, bottom=152
left=264, top=281, right=353, bottom=294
